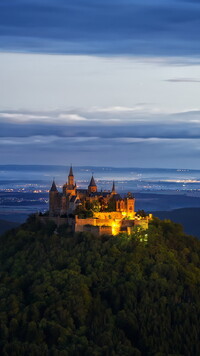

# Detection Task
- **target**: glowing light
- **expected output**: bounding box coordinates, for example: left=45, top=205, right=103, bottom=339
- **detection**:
left=112, top=221, right=120, bottom=236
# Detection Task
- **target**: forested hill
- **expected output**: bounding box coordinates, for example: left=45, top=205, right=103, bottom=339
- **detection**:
left=0, top=219, right=19, bottom=235
left=1, top=217, right=200, bottom=356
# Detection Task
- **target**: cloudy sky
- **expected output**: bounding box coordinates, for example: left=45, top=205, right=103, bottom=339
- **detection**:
left=1, top=0, right=200, bottom=168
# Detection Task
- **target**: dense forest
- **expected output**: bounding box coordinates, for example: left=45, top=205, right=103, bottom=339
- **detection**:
left=0, top=219, right=19, bottom=235
left=0, top=216, right=200, bottom=356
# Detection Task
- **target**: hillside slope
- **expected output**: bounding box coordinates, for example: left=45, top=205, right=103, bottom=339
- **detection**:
left=0, top=219, right=19, bottom=235
left=0, top=216, right=200, bottom=355
left=155, top=207, right=200, bottom=238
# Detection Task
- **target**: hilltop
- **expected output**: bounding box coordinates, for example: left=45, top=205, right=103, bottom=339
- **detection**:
left=0, top=216, right=200, bottom=355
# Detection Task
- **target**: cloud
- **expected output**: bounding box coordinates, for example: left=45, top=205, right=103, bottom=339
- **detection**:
left=0, top=112, right=50, bottom=121
left=1, top=107, right=200, bottom=140
left=165, top=78, right=200, bottom=83
left=58, top=114, right=87, bottom=121
left=0, top=0, right=200, bottom=57
left=0, top=136, right=58, bottom=146
left=1, top=133, right=200, bottom=168
left=2, top=107, right=200, bottom=168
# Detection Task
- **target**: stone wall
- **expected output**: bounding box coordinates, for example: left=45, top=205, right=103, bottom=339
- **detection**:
left=75, top=224, right=112, bottom=236
left=39, top=212, right=152, bottom=236
left=94, top=211, right=123, bottom=219
left=38, top=215, right=68, bottom=227
left=134, top=217, right=149, bottom=230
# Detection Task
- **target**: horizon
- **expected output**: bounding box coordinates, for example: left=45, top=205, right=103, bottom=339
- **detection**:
left=0, top=163, right=198, bottom=172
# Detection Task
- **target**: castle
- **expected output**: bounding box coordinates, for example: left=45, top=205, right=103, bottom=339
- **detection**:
left=48, top=166, right=151, bottom=236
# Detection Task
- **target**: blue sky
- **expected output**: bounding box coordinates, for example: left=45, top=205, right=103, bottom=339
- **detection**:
left=1, top=0, right=200, bottom=168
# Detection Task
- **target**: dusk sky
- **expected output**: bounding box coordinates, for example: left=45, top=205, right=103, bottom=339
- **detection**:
left=1, top=0, right=200, bottom=168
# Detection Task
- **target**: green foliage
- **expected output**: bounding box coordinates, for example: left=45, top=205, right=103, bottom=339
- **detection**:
left=0, top=219, right=19, bottom=235
left=91, top=200, right=101, bottom=212
left=0, top=216, right=200, bottom=355
left=105, top=198, right=116, bottom=212
left=85, top=200, right=101, bottom=212
left=74, top=206, right=93, bottom=218
left=137, top=209, right=147, bottom=217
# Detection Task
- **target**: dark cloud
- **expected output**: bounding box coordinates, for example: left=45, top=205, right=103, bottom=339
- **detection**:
left=2, top=108, right=200, bottom=167
left=0, top=0, right=200, bottom=56
left=165, top=78, right=200, bottom=83
left=0, top=133, right=199, bottom=168
left=1, top=108, right=200, bottom=140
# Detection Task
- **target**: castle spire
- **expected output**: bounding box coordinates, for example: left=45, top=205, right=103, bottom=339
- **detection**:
left=68, top=165, right=74, bottom=186
left=112, top=180, right=116, bottom=194
left=89, top=175, right=96, bottom=187
left=50, top=179, right=58, bottom=192
left=88, top=175, right=97, bottom=193
left=69, top=165, right=73, bottom=177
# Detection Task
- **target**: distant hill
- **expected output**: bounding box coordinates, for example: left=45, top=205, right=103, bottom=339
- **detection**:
left=0, top=219, right=19, bottom=235
left=154, top=207, right=200, bottom=238
left=0, top=215, right=200, bottom=355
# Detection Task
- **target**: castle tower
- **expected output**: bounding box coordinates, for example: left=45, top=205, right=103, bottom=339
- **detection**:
left=68, top=165, right=74, bottom=186
left=88, top=175, right=97, bottom=194
left=49, top=180, right=60, bottom=215
left=50, top=180, right=57, bottom=193
left=125, top=192, right=135, bottom=216
left=63, top=165, right=76, bottom=196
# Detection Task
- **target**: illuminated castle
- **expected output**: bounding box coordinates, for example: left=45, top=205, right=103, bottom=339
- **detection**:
left=49, top=166, right=151, bottom=236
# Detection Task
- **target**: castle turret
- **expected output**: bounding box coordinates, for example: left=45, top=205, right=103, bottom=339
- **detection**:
left=88, top=175, right=97, bottom=194
left=125, top=192, right=135, bottom=216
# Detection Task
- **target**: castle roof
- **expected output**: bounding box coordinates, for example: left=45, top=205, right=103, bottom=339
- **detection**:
left=88, top=175, right=96, bottom=187
left=89, top=191, right=110, bottom=197
left=69, top=196, right=82, bottom=204
left=69, top=196, right=77, bottom=203
left=112, top=194, right=123, bottom=201
left=69, top=165, right=73, bottom=176
left=77, top=188, right=88, bottom=194
left=50, top=180, right=58, bottom=192
left=112, top=181, right=116, bottom=193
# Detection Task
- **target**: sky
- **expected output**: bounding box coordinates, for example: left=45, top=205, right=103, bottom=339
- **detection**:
left=1, top=0, right=200, bottom=168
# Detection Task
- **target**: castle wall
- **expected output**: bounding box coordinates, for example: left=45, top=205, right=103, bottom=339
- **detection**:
left=74, top=214, right=151, bottom=236
left=75, top=216, right=121, bottom=227
left=75, top=216, right=121, bottom=236
left=121, top=219, right=135, bottom=228
left=134, top=218, right=149, bottom=230
left=75, top=224, right=99, bottom=236
left=39, top=215, right=68, bottom=226
left=39, top=214, right=151, bottom=236
left=75, top=223, right=112, bottom=236
left=94, top=211, right=123, bottom=219
left=99, top=226, right=113, bottom=235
